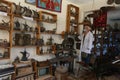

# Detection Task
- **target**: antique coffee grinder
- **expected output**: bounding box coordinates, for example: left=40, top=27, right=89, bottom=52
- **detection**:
left=20, top=49, right=30, bottom=61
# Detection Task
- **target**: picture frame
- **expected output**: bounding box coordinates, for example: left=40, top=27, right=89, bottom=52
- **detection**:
left=25, top=0, right=36, bottom=5
left=36, top=0, right=62, bottom=12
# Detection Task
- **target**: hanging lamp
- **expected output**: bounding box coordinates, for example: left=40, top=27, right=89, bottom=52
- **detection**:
left=78, top=0, right=95, bottom=25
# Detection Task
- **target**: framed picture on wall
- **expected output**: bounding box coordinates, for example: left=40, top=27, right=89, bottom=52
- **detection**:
left=25, top=0, right=36, bottom=5
left=36, top=0, right=62, bottom=12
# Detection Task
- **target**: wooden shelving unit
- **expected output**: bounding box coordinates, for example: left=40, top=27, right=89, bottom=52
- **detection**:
left=0, top=1, right=60, bottom=79
left=12, top=61, right=35, bottom=80
left=36, top=60, right=52, bottom=78
left=66, top=4, right=79, bottom=33
left=0, top=0, right=12, bottom=59
left=37, top=11, right=58, bottom=55
left=39, top=11, right=57, bottom=23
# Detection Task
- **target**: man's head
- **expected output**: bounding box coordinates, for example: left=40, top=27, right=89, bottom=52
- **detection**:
left=83, top=23, right=92, bottom=32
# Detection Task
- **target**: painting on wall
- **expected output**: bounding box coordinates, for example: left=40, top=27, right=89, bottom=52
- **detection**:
left=25, top=0, right=36, bottom=5
left=36, top=0, right=62, bottom=12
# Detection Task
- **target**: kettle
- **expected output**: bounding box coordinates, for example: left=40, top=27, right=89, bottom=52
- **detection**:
left=20, top=49, right=30, bottom=61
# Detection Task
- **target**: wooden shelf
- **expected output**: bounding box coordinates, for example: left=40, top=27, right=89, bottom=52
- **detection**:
left=41, top=32, right=61, bottom=35
left=13, top=29, right=35, bottom=33
left=0, top=0, right=12, bottom=60
left=0, top=46, right=10, bottom=48
left=12, top=45, right=37, bottom=48
left=13, top=14, right=39, bottom=21
left=40, top=20, right=57, bottom=23
left=112, top=32, right=120, bottom=34
left=41, top=31, right=56, bottom=34
left=70, top=13, right=78, bottom=17
left=66, top=4, right=79, bottom=33
left=13, top=14, right=23, bottom=18
left=0, top=27, right=10, bottom=31
left=38, top=44, right=54, bottom=47
left=16, top=72, right=35, bottom=79
left=1, top=0, right=12, bottom=6
left=39, top=11, right=57, bottom=23
left=0, top=57, right=10, bottom=60
left=36, top=11, right=58, bottom=55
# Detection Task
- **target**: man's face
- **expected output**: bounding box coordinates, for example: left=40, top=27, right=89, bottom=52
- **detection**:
left=83, top=25, right=90, bottom=32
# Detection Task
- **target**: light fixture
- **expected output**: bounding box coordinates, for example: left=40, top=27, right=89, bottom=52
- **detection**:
left=79, top=0, right=95, bottom=25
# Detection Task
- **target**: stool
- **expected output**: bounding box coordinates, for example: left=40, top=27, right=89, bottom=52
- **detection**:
left=55, top=66, right=68, bottom=80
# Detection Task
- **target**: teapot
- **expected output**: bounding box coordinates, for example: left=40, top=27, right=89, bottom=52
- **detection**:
left=14, top=20, right=21, bottom=30
left=23, top=22, right=29, bottom=31
left=0, top=20, right=9, bottom=27
left=22, top=6, right=32, bottom=17
left=12, top=2, right=25, bottom=15
left=32, top=10, right=39, bottom=18
left=0, top=4, right=8, bottom=12
left=20, top=49, right=30, bottom=61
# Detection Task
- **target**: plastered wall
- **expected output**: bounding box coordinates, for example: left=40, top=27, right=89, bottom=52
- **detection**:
left=0, top=0, right=81, bottom=63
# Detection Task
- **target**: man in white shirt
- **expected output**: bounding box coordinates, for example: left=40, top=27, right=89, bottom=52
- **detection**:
left=79, top=23, right=94, bottom=64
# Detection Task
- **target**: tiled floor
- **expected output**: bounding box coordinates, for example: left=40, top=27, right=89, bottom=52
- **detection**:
left=36, top=74, right=120, bottom=80
left=36, top=75, right=54, bottom=80
left=68, top=74, right=120, bottom=80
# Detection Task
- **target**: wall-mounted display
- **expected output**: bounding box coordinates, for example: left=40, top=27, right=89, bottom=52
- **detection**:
left=37, top=0, right=62, bottom=12
left=66, top=4, right=79, bottom=33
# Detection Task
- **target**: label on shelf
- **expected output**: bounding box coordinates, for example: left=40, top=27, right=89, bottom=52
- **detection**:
left=22, top=16, right=33, bottom=21
left=0, top=12, right=7, bottom=16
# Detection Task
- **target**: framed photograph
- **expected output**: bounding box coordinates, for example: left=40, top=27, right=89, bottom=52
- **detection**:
left=25, top=0, right=36, bottom=5
left=36, top=0, right=62, bottom=12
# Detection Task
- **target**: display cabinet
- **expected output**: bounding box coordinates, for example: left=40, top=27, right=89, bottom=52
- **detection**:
left=37, top=60, right=52, bottom=77
left=93, top=27, right=108, bottom=56
left=12, top=61, right=35, bottom=80
left=66, top=4, right=79, bottom=33
left=31, top=59, right=53, bottom=79
left=0, top=64, right=14, bottom=80
left=92, top=10, right=120, bottom=57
